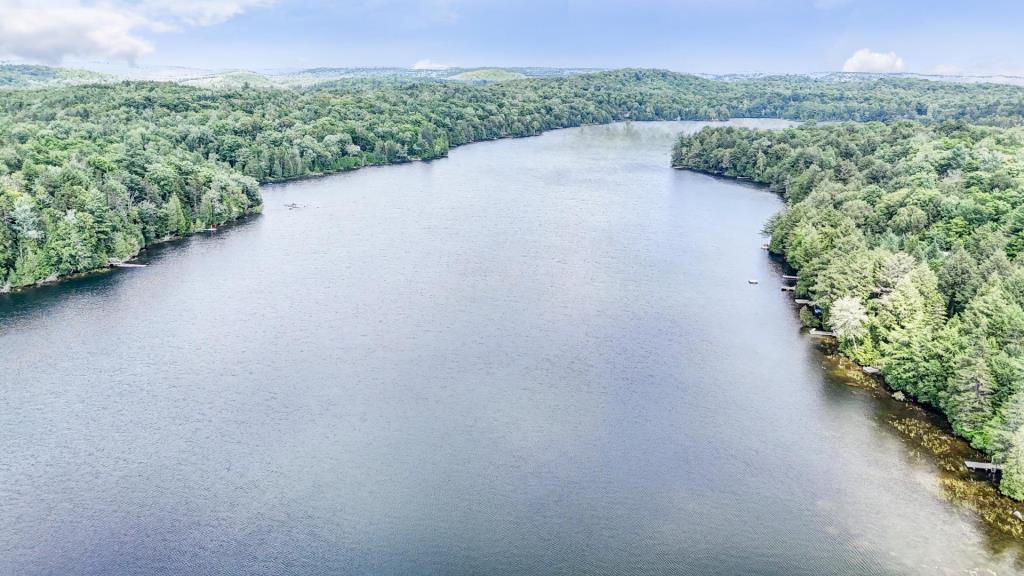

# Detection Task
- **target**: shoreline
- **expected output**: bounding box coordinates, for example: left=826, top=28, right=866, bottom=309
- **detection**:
left=2, top=120, right=626, bottom=294
left=0, top=211, right=264, bottom=295
left=679, top=163, right=1024, bottom=542
left=6, top=118, right=755, bottom=294
left=821, top=348, right=1024, bottom=542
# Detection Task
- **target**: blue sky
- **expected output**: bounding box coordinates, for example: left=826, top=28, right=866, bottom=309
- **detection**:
left=2, top=0, right=1022, bottom=75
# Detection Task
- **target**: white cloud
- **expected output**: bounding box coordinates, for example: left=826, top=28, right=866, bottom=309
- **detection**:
left=0, top=0, right=276, bottom=63
left=842, top=48, right=905, bottom=73
left=0, top=2, right=151, bottom=63
left=412, top=59, right=452, bottom=70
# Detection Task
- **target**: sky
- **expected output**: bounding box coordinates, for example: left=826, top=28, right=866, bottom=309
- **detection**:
left=0, top=0, right=1022, bottom=76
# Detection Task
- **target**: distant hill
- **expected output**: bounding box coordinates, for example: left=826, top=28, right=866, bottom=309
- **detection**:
left=13, top=63, right=1024, bottom=91
left=0, top=64, right=111, bottom=88
left=271, top=67, right=595, bottom=87
left=448, top=69, right=527, bottom=82
left=180, top=70, right=275, bottom=89
left=7, top=64, right=601, bottom=89
left=700, top=70, right=1024, bottom=87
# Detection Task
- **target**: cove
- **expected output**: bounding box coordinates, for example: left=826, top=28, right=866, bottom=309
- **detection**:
left=1, top=121, right=1021, bottom=575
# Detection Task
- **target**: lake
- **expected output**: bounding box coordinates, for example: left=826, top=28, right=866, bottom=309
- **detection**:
left=1, top=121, right=1021, bottom=575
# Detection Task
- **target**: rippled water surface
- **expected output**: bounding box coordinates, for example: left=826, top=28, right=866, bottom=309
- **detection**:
left=2, top=121, right=1022, bottom=575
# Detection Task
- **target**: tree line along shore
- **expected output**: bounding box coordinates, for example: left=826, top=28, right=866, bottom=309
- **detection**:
left=674, top=120, right=1024, bottom=500
left=3, top=69, right=1024, bottom=290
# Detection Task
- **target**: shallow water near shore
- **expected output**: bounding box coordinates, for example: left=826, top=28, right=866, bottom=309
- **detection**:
left=1, top=120, right=1023, bottom=575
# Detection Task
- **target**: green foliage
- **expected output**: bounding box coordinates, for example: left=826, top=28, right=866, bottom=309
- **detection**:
left=798, top=306, right=819, bottom=328
left=830, top=296, right=868, bottom=343
left=674, top=120, right=1024, bottom=498
left=9, top=70, right=1024, bottom=287
left=448, top=69, right=527, bottom=83
left=0, top=65, right=111, bottom=88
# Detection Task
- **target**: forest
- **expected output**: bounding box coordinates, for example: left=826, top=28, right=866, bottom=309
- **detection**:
left=3, top=69, right=1024, bottom=292
left=673, top=121, right=1024, bottom=499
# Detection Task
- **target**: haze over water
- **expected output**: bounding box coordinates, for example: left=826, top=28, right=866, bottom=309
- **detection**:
left=0, top=121, right=1019, bottom=575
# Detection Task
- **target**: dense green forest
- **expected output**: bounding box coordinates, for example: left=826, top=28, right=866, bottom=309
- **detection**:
left=3, top=69, right=1024, bottom=291
left=0, top=65, right=110, bottom=88
left=673, top=121, right=1024, bottom=498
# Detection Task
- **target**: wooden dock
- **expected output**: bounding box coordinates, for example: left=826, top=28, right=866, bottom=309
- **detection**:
left=965, top=461, right=1004, bottom=473
left=794, top=299, right=812, bottom=305
left=862, top=366, right=881, bottom=375
left=781, top=275, right=798, bottom=280
left=110, top=262, right=147, bottom=268
left=809, top=329, right=836, bottom=337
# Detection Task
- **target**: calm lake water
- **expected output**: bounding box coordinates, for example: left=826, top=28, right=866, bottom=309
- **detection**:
left=1, top=121, right=1022, bottom=575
